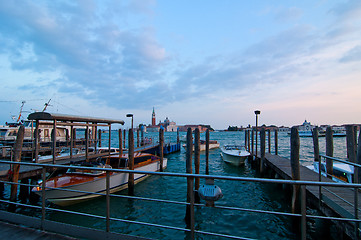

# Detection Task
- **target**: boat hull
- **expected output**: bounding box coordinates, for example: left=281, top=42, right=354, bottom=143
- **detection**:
left=220, top=152, right=248, bottom=166
left=33, top=159, right=167, bottom=206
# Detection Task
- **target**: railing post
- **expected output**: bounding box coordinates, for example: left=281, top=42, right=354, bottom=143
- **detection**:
left=106, top=171, right=110, bottom=232
left=301, top=185, right=306, bottom=240
left=290, top=127, right=300, bottom=214
left=325, top=126, right=333, bottom=178
left=41, top=166, right=46, bottom=230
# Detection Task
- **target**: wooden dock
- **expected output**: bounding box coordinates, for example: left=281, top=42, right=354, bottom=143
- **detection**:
left=257, top=152, right=360, bottom=238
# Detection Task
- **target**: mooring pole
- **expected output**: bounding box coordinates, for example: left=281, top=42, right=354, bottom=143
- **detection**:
left=194, top=128, right=200, bottom=203
left=325, top=126, right=333, bottom=178
left=205, top=129, right=210, bottom=175
left=98, top=129, right=102, bottom=148
left=159, top=127, right=164, bottom=172
left=185, top=128, right=194, bottom=236
left=267, top=129, right=271, bottom=153
left=251, top=129, right=254, bottom=156
left=290, top=127, right=300, bottom=214
left=9, top=125, right=25, bottom=211
left=123, top=129, right=126, bottom=148
left=137, top=129, right=140, bottom=148
left=346, top=125, right=356, bottom=163
left=128, top=129, right=134, bottom=196
left=274, top=129, right=278, bottom=155
left=260, top=128, right=266, bottom=174
left=119, top=129, right=123, bottom=161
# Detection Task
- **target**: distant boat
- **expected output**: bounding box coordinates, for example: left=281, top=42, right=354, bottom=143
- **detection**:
left=182, top=140, right=220, bottom=151
left=32, top=152, right=167, bottom=206
left=220, top=145, right=250, bottom=166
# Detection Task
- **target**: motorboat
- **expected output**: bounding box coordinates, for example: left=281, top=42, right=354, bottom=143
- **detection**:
left=306, top=161, right=353, bottom=183
left=32, top=152, right=167, bottom=206
left=182, top=140, right=220, bottom=152
left=220, top=145, right=250, bottom=166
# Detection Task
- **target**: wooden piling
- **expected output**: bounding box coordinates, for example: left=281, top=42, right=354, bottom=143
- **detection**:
left=185, top=128, right=194, bottom=231
left=312, top=127, right=320, bottom=162
left=98, top=129, right=102, bottom=148
left=245, top=130, right=248, bottom=151
left=118, top=129, right=123, bottom=159
left=356, top=129, right=361, bottom=184
left=194, top=128, right=200, bottom=203
left=9, top=125, right=25, bottom=211
left=274, top=130, right=278, bottom=155
left=260, top=128, right=266, bottom=174
left=346, top=125, right=356, bottom=163
left=34, top=121, right=40, bottom=163
left=251, top=129, right=254, bottom=156
left=123, top=129, right=126, bottom=149
left=247, top=130, right=251, bottom=153
left=159, top=127, right=164, bottom=172
left=205, top=129, right=209, bottom=175
left=267, top=129, right=271, bottom=153
left=128, top=129, right=134, bottom=196
left=290, top=127, right=300, bottom=214
left=137, top=129, right=140, bottom=148
left=325, top=126, right=333, bottom=178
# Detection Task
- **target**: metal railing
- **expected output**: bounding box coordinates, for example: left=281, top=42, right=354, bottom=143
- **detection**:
left=0, top=160, right=360, bottom=240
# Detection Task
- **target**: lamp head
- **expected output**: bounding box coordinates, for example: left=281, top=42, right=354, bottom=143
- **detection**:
left=254, top=110, right=261, bottom=115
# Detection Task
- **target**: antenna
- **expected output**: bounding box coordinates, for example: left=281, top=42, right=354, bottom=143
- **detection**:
left=16, top=101, right=26, bottom=122
left=42, top=99, right=52, bottom=112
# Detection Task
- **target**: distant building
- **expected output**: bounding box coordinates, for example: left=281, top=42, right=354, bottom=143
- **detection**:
left=152, top=107, right=156, bottom=126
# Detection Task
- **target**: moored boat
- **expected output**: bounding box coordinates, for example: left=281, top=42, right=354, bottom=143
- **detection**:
left=220, top=145, right=250, bottom=166
left=306, top=161, right=353, bottom=183
left=182, top=140, right=220, bottom=151
left=32, top=152, right=167, bottom=206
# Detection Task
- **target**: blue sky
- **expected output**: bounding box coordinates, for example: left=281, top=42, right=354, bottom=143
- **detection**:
left=1, top=0, right=361, bottom=129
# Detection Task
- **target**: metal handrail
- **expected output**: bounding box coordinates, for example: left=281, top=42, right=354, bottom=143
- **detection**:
left=319, top=154, right=361, bottom=169
left=0, top=160, right=360, bottom=239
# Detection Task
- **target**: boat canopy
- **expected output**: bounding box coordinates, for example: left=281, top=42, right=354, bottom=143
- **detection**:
left=28, top=112, right=124, bottom=125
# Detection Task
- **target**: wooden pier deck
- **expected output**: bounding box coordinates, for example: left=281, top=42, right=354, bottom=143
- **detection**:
left=261, top=152, right=360, bottom=237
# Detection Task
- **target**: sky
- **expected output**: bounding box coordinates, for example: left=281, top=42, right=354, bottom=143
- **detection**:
left=0, top=0, right=361, bottom=130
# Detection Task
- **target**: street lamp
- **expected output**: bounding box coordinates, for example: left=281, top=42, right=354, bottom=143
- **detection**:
left=254, top=110, right=261, bottom=157
left=126, top=114, right=133, bottom=130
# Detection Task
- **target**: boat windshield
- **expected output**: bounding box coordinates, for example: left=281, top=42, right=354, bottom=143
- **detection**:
left=224, top=145, right=245, bottom=151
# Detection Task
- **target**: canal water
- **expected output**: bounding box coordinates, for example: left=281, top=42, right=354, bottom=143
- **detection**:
left=33, top=131, right=351, bottom=239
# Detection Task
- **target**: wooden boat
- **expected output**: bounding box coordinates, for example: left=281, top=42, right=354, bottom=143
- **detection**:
left=182, top=140, right=220, bottom=152
left=32, top=152, right=167, bottom=206
left=220, top=145, right=250, bottom=166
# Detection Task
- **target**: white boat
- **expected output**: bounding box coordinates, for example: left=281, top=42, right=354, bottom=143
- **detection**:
left=182, top=140, right=220, bottom=152
left=32, top=152, right=167, bottom=206
left=220, top=145, right=250, bottom=166
left=306, top=161, right=353, bottom=183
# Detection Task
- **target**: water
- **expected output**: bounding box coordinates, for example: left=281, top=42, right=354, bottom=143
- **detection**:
left=30, top=131, right=352, bottom=239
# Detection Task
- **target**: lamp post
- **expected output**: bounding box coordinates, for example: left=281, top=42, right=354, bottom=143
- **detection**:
left=254, top=110, right=261, bottom=157
left=126, top=114, right=133, bottom=130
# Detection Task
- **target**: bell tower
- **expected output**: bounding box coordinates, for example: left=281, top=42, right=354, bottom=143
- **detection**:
left=152, top=107, right=156, bottom=126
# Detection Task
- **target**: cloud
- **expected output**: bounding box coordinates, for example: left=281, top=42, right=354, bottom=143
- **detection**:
left=340, top=45, right=361, bottom=62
